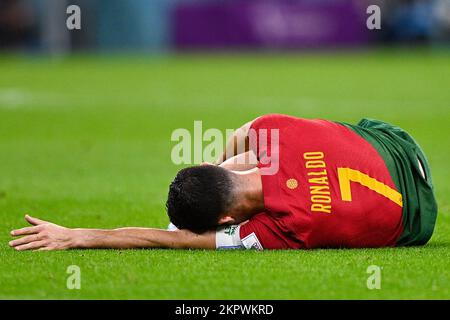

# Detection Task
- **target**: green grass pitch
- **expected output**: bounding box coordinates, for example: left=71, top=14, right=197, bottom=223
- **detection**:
left=0, top=50, right=449, bottom=299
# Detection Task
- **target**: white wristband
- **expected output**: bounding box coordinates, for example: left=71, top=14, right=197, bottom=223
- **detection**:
left=216, top=225, right=244, bottom=249
left=167, top=222, right=179, bottom=231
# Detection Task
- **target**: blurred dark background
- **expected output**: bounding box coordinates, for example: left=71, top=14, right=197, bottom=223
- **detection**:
left=1, top=0, right=449, bottom=54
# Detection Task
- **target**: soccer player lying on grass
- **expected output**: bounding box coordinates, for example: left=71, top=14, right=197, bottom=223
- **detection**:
left=9, top=114, right=438, bottom=251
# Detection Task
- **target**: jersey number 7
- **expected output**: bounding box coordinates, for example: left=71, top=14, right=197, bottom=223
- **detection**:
left=337, top=168, right=403, bottom=207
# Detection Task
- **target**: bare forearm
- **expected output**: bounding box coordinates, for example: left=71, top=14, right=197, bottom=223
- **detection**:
left=215, top=120, right=254, bottom=165
left=219, top=151, right=258, bottom=171
left=72, top=227, right=215, bottom=250
left=73, top=228, right=170, bottom=249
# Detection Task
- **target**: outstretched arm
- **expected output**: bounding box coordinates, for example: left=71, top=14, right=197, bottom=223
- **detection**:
left=9, top=215, right=215, bottom=251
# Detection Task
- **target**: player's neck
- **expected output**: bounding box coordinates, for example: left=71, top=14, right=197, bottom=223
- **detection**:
left=231, top=168, right=264, bottom=218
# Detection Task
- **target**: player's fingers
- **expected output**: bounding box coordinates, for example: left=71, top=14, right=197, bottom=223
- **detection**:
left=9, top=234, right=42, bottom=247
left=37, top=247, right=53, bottom=251
left=25, top=214, right=48, bottom=226
left=10, top=225, right=41, bottom=236
left=14, top=240, right=47, bottom=251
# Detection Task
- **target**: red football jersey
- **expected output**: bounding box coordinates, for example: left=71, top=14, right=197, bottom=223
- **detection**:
left=239, top=114, right=404, bottom=249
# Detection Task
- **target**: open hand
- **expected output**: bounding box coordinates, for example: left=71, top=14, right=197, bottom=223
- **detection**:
left=9, top=215, right=75, bottom=251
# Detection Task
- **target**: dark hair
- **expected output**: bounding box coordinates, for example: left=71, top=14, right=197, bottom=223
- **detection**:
left=166, top=165, right=234, bottom=230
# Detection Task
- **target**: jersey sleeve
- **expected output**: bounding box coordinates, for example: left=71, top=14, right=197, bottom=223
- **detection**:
left=239, top=214, right=292, bottom=250
left=215, top=214, right=291, bottom=250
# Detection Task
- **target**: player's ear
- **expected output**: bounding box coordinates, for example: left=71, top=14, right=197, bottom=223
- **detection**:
left=218, top=215, right=235, bottom=225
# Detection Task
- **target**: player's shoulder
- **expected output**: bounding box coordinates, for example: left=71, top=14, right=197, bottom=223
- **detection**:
left=250, top=113, right=300, bottom=130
